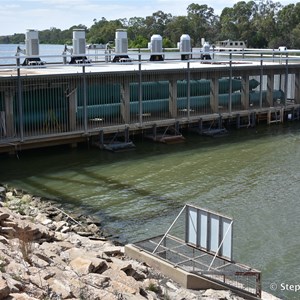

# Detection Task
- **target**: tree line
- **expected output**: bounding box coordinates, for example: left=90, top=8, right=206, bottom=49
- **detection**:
left=1, top=1, right=300, bottom=49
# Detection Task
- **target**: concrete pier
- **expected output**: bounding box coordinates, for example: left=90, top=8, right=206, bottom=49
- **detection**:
left=1, top=52, right=300, bottom=153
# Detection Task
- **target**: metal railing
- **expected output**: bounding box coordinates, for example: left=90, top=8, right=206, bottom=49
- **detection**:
left=0, top=49, right=300, bottom=147
left=134, top=214, right=262, bottom=298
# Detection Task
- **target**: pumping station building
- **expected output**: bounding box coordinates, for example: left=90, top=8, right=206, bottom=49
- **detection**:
left=0, top=29, right=300, bottom=153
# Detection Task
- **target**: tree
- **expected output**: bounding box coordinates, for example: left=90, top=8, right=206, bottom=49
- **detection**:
left=87, top=18, right=123, bottom=44
left=187, top=3, right=217, bottom=46
left=87, top=18, right=109, bottom=44
left=165, top=16, right=191, bottom=46
left=127, top=17, right=147, bottom=42
left=163, top=37, right=175, bottom=48
left=128, top=35, right=148, bottom=48
left=219, top=1, right=258, bottom=45
left=276, top=3, right=300, bottom=48
left=1, top=1, right=300, bottom=49
left=291, top=24, right=300, bottom=49
left=0, top=33, right=25, bottom=44
left=144, top=10, right=173, bottom=38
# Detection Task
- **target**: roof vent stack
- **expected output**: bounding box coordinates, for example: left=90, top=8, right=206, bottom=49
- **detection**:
left=149, top=34, right=164, bottom=61
left=19, top=30, right=44, bottom=66
left=113, top=29, right=130, bottom=62
left=70, top=29, right=89, bottom=64
left=179, top=34, right=191, bottom=60
left=201, top=42, right=211, bottom=60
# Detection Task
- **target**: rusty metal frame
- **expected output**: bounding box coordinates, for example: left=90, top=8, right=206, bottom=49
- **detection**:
left=137, top=204, right=261, bottom=298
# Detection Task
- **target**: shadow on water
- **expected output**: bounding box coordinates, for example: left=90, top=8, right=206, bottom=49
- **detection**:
left=2, top=122, right=298, bottom=180
left=1, top=123, right=299, bottom=212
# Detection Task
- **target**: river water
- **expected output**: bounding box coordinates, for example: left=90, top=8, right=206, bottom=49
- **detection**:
left=0, top=44, right=66, bottom=65
left=0, top=123, right=300, bottom=299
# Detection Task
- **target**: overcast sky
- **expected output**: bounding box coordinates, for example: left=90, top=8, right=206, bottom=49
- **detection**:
left=0, top=0, right=295, bottom=36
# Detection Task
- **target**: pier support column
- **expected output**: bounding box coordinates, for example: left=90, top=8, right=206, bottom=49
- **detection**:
left=241, top=76, right=249, bottom=109
left=210, top=77, right=219, bottom=113
left=68, top=87, right=77, bottom=131
left=169, top=78, right=177, bottom=118
left=4, top=90, right=14, bottom=137
left=120, top=79, right=130, bottom=123
left=295, top=71, right=300, bottom=104
left=266, top=72, right=274, bottom=107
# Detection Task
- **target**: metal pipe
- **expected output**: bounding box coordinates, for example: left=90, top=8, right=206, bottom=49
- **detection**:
left=152, top=204, right=187, bottom=254
left=138, top=58, right=142, bottom=125
left=16, top=57, right=24, bottom=142
left=259, top=54, right=263, bottom=109
left=187, top=61, right=191, bottom=119
left=229, top=53, right=232, bottom=114
left=284, top=52, right=288, bottom=106
left=82, top=65, right=87, bottom=133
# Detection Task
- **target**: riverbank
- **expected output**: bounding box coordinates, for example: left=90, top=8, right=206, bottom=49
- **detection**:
left=0, top=185, right=276, bottom=300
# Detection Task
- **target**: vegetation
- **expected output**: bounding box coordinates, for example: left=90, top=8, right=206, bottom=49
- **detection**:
left=1, top=1, right=300, bottom=49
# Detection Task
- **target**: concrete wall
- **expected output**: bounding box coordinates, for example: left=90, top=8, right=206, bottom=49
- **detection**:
left=125, top=244, right=261, bottom=300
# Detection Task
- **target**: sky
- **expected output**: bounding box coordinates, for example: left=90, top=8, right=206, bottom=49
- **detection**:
left=0, top=0, right=295, bottom=36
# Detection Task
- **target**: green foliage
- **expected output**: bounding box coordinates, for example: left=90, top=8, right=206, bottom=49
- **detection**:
left=146, top=282, right=159, bottom=293
left=128, top=35, right=148, bottom=48
left=0, top=33, right=25, bottom=44
left=0, top=1, right=299, bottom=49
left=87, top=18, right=123, bottom=44
left=163, top=37, right=175, bottom=48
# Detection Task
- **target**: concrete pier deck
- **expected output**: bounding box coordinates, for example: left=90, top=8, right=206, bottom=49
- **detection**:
left=1, top=52, right=300, bottom=153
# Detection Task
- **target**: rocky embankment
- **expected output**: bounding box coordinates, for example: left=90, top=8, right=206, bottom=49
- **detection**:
left=0, top=185, right=246, bottom=300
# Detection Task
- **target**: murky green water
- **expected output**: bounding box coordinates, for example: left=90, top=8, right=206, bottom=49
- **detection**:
left=1, top=123, right=300, bottom=299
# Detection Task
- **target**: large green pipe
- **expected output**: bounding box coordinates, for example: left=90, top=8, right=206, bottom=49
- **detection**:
left=77, top=78, right=260, bottom=105
left=15, top=83, right=281, bottom=126
left=76, top=90, right=284, bottom=119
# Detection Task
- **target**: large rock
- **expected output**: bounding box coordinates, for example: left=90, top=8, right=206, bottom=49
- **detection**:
left=47, top=276, right=73, bottom=299
left=0, top=212, right=10, bottom=221
left=63, top=247, right=89, bottom=261
left=0, top=277, right=10, bottom=299
left=29, top=268, right=55, bottom=288
left=0, top=187, right=250, bottom=300
left=8, top=293, right=40, bottom=300
left=3, top=273, right=24, bottom=293
left=5, top=261, right=28, bottom=279
left=81, top=273, right=110, bottom=289
left=103, top=268, right=141, bottom=295
left=34, top=213, right=52, bottom=226
left=70, top=257, right=93, bottom=275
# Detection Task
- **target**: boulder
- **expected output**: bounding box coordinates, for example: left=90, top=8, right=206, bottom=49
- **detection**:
left=81, top=273, right=110, bottom=288
left=0, top=277, right=10, bottom=299
left=29, top=269, right=54, bottom=288
left=0, top=187, right=246, bottom=300
left=89, top=257, right=108, bottom=273
left=8, top=293, right=40, bottom=300
left=34, top=213, right=52, bottom=226
left=53, top=220, right=67, bottom=231
left=70, top=257, right=93, bottom=275
left=103, top=268, right=141, bottom=295
left=47, top=277, right=73, bottom=299
left=0, top=212, right=10, bottom=221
